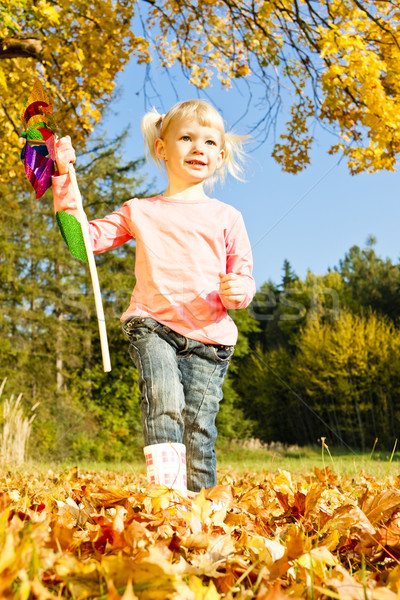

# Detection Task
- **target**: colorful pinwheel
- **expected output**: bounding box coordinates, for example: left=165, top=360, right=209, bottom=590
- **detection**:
left=21, top=80, right=111, bottom=372
left=21, top=79, right=57, bottom=199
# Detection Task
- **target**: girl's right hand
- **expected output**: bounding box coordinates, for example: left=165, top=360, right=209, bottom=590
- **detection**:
left=55, top=136, right=76, bottom=175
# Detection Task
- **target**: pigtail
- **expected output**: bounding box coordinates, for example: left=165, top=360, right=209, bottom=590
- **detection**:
left=140, top=108, right=164, bottom=168
left=205, top=131, right=250, bottom=191
left=220, top=132, right=249, bottom=183
left=207, top=131, right=250, bottom=190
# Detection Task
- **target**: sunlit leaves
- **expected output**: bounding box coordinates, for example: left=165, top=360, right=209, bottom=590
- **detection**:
left=3, top=0, right=400, bottom=181
left=0, top=0, right=149, bottom=191
left=2, top=467, right=400, bottom=598
left=144, top=0, right=400, bottom=174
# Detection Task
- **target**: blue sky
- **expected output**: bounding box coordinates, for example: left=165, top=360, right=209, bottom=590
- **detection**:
left=102, top=58, right=400, bottom=290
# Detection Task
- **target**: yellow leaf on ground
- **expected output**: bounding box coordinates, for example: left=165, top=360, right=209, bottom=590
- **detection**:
left=189, top=576, right=221, bottom=599
left=121, top=580, right=139, bottom=600
left=297, top=546, right=338, bottom=579
left=0, top=532, right=15, bottom=573
left=30, top=578, right=59, bottom=600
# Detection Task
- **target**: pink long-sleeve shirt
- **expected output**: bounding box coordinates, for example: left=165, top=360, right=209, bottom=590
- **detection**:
left=52, top=175, right=256, bottom=345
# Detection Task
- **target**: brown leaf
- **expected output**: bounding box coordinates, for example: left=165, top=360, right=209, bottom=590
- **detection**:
left=314, top=466, right=337, bottom=484
left=30, top=578, right=60, bottom=600
left=4, top=464, right=400, bottom=600
left=124, top=519, right=152, bottom=550
left=205, top=484, right=235, bottom=507
left=49, top=521, right=77, bottom=552
left=285, top=525, right=308, bottom=559
left=323, top=565, right=367, bottom=600
left=256, top=582, right=295, bottom=600
left=361, top=489, right=400, bottom=525
left=304, top=485, right=324, bottom=517
left=378, top=521, right=400, bottom=549
left=106, top=580, right=122, bottom=600
left=328, top=504, right=376, bottom=534
left=180, top=532, right=210, bottom=550
left=84, top=485, right=134, bottom=508
left=66, top=466, right=79, bottom=482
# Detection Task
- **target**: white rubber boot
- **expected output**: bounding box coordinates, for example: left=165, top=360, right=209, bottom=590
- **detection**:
left=143, top=442, right=187, bottom=495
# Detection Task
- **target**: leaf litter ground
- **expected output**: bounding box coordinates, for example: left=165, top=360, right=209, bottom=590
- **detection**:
left=1, top=465, right=400, bottom=599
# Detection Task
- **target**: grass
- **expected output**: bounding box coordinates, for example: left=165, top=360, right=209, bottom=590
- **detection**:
left=11, top=439, right=400, bottom=481
left=0, top=378, right=38, bottom=465
left=2, top=448, right=399, bottom=599
left=216, top=439, right=400, bottom=479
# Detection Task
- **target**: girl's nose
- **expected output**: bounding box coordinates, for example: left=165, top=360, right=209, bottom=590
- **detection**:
left=192, top=144, right=204, bottom=154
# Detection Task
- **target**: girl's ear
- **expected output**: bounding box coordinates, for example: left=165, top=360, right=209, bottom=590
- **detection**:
left=154, top=137, right=166, bottom=161
left=216, top=148, right=225, bottom=169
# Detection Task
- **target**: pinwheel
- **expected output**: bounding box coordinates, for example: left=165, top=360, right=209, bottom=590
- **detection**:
left=21, top=80, right=111, bottom=372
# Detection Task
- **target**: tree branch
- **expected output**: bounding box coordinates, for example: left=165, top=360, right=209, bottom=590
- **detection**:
left=1, top=101, right=21, bottom=137
left=351, top=0, right=400, bottom=52
left=0, top=37, right=43, bottom=60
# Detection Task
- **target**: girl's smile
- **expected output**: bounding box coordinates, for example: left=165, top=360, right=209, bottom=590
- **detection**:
left=186, top=159, right=207, bottom=166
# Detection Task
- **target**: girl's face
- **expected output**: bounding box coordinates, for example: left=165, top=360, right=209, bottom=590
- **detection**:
left=155, top=117, right=225, bottom=189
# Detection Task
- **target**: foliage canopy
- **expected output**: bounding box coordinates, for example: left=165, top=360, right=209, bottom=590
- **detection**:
left=143, top=0, right=400, bottom=174
left=0, top=0, right=149, bottom=190
left=2, top=0, right=400, bottom=188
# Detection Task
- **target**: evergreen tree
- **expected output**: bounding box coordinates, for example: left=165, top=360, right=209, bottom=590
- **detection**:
left=294, top=310, right=400, bottom=450
left=338, top=237, right=400, bottom=324
left=282, top=259, right=298, bottom=289
left=242, top=247, right=400, bottom=449
left=217, top=308, right=259, bottom=439
left=0, top=131, right=151, bottom=461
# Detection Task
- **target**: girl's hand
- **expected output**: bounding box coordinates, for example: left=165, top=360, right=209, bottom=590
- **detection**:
left=55, top=136, right=76, bottom=175
left=219, top=272, right=246, bottom=305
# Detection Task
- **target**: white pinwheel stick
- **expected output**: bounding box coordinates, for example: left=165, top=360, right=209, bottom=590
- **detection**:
left=68, top=163, right=112, bottom=373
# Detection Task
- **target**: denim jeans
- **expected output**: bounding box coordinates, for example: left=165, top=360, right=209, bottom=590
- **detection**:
left=122, top=316, right=234, bottom=492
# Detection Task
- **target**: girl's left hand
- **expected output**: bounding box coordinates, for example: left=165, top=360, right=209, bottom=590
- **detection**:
left=219, top=272, right=246, bottom=305
left=55, top=136, right=76, bottom=175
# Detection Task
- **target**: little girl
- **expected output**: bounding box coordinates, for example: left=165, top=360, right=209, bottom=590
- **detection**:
left=53, top=100, right=255, bottom=493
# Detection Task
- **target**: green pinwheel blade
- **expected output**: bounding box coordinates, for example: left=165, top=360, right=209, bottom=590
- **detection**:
left=56, top=211, right=88, bottom=263
left=21, top=122, right=49, bottom=140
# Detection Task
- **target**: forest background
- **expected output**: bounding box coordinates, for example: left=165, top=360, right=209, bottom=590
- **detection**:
left=1, top=0, right=400, bottom=462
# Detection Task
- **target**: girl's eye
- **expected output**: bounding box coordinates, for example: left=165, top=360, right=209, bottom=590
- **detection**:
left=206, top=140, right=217, bottom=146
left=181, top=135, right=191, bottom=141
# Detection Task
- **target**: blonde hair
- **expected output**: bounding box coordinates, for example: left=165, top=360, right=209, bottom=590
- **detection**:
left=140, top=100, right=248, bottom=186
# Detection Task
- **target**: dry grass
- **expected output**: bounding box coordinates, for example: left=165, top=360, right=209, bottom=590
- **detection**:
left=0, top=378, right=38, bottom=465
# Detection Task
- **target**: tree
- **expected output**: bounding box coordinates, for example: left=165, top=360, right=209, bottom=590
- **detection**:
left=4, top=2, right=400, bottom=188
left=242, top=249, right=400, bottom=449
left=294, top=310, right=400, bottom=450
left=142, top=0, right=400, bottom=174
left=282, top=259, right=299, bottom=289
left=217, top=308, right=259, bottom=439
left=0, top=0, right=149, bottom=191
left=338, top=237, right=400, bottom=323
left=0, top=130, right=151, bottom=461
left=249, top=263, right=344, bottom=352
left=235, top=345, right=309, bottom=445
left=238, top=305, right=400, bottom=449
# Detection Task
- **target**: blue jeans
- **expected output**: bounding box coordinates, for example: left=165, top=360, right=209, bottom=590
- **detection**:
left=122, top=317, right=234, bottom=492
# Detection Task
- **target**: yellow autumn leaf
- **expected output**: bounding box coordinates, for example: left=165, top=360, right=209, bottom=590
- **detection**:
left=189, top=576, right=221, bottom=599
left=120, top=580, right=139, bottom=600
left=0, top=531, right=16, bottom=573
left=297, top=547, right=338, bottom=576
left=246, top=535, right=285, bottom=564
left=38, top=0, right=60, bottom=24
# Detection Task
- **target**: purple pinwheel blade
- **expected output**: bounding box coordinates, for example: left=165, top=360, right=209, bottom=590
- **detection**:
left=23, top=142, right=55, bottom=199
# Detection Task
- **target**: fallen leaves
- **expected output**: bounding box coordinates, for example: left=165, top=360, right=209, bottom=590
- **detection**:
left=0, top=466, right=400, bottom=599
